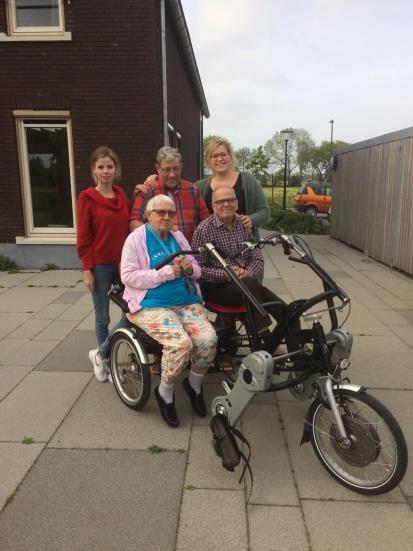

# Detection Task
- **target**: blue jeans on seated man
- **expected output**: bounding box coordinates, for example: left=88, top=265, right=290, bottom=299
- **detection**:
left=91, top=264, right=127, bottom=359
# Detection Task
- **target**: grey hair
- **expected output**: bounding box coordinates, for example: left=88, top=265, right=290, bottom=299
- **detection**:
left=212, top=186, right=236, bottom=201
left=156, top=146, right=182, bottom=164
left=145, top=194, right=175, bottom=214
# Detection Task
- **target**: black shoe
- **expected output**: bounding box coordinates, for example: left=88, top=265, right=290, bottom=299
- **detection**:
left=154, top=386, right=179, bottom=428
left=182, top=377, right=207, bottom=417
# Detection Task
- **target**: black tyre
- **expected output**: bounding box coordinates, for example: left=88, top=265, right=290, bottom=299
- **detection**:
left=110, top=332, right=151, bottom=410
left=305, top=205, right=318, bottom=216
left=309, top=389, right=408, bottom=494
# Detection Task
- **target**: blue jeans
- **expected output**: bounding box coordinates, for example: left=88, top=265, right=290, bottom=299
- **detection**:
left=91, top=264, right=126, bottom=359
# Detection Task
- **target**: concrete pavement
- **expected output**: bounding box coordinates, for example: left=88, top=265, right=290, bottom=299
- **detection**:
left=0, top=235, right=412, bottom=550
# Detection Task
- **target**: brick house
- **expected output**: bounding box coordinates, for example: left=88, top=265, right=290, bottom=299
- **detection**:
left=0, top=0, right=209, bottom=268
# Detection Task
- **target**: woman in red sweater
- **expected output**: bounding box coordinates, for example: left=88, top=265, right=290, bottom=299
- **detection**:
left=77, top=146, right=130, bottom=382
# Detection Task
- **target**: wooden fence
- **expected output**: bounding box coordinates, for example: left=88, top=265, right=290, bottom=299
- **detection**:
left=330, top=127, right=413, bottom=276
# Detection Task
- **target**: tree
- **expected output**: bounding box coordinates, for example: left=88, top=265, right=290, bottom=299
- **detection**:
left=234, top=146, right=252, bottom=171
left=264, top=128, right=315, bottom=184
left=304, top=140, right=349, bottom=181
left=245, top=146, right=270, bottom=181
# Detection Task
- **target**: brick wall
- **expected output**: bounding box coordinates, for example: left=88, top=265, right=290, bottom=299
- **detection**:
left=0, top=0, right=165, bottom=242
left=165, top=14, right=202, bottom=181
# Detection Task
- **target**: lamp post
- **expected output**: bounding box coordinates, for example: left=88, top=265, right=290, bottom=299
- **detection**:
left=329, top=119, right=334, bottom=157
left=280, top=128, right=294, bottom=210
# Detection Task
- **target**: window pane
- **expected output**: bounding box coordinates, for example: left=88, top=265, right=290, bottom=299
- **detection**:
left=15, top=0, right=59, bottom=28
left=25, top=125, right=73, bottom=228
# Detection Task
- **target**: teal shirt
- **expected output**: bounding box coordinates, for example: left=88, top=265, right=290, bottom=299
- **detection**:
left=141, top=228, right=201, bottom=308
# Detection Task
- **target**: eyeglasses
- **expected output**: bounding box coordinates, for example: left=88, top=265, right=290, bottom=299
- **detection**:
left=213, top=198, right=237, bottom=206
left=157, top=165, right=181, bottom=175
left=210, top=152, right=229, bottom=160
left=151, top=209, right=177, bottom=218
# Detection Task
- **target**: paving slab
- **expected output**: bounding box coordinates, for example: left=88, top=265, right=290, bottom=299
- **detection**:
left=6, top=317, right=51, bottom=340
left=2, top=339, right=60, bottom=366
left=49, top=379, right=192, bottom=450
left=303, top=501, right=413, bottom=551
left=0, top=442, right=44, bottom=512
left=76, top=301, right=120, bottom=331
left=0, top=371, right=91, bottom=442
left=0, top=365, right=33, bottom=400
left=373, top=309, right=412, bottom=326
left=0, top=448, right=185, bottom=551
left=350, top=335, right=413, bottom=389
left=177, top=488, right=247, bottom=551
left=341, top=302, right=392, bottom=336
left=248, top=504, right=309, bottom=550
left=56, top=303, right=94, bottom=322
left=368, top=389, right=413, bottom=495
left=0, top=312, right=33, bottom=339
left=0, top=272, right=37, bottom=287
left=262, top=277, right=290, bottom=295
left=395, top=309, right=413, bottom=323
left=33, top=319, right=79, bottom=341
left=35, top=329, right=95, bottom=372
left=21, top=269, right=82, bottom=287
left=51, top=290, right=87, bottom=304
left=0, top=286, right=65, bottom=313
left=243, top=403, right=299, bottom=506
left=32, top=302, right=72, bottom=319
left=394, top=324, right=413, bottom=347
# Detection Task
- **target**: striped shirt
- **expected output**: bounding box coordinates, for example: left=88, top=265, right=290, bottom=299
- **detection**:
left=191, top=213, right=264, bottom=282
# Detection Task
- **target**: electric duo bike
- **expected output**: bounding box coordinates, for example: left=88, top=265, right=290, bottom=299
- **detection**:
left=107, top=232, right=408, bottom=495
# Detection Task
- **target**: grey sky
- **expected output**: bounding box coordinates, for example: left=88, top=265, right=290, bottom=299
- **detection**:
left=182, top=0, right=413, bottom=149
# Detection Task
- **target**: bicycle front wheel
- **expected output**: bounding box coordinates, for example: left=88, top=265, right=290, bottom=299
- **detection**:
left=309, top=389, right=408, bottom=494
left=110, top=332, right=151, bottom=410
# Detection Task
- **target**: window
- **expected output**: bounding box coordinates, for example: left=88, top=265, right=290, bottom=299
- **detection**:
left=15, top=112, right=76, bottom=238
left=4, top=0, right=68, bottom=38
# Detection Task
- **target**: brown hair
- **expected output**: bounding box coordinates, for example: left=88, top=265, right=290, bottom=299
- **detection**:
left=204, top=136, right=235, bottom=168
left=90, top=146, right=121, bottom=182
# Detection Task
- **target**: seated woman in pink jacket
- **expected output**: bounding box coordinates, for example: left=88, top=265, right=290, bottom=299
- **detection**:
left=121, top=194, right=217, bottom=428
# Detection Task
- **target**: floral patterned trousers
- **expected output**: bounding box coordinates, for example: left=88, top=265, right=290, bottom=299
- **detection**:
left=128, top=303, right=217, bottom=384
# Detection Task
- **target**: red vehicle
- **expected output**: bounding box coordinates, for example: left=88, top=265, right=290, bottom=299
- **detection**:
left=294, top=182, right=332, bottom=215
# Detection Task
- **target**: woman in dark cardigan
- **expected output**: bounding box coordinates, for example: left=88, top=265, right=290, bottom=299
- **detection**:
left=195, top=136, right=270, bottom=241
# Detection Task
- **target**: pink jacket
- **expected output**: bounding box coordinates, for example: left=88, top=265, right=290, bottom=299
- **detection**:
left=121, top=224, right=202, bottom=313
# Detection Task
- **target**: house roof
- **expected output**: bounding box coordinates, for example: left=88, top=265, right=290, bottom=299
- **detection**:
left=167, top=0, right=210, bottom=118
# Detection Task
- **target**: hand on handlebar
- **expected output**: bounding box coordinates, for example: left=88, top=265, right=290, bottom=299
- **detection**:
left=175, top=255, right=193, bottom=276
left=231, top=266, right=249, bottom=279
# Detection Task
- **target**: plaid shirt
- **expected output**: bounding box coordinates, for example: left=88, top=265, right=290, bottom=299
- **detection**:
left=191, top=213, right=264, bottom=282
left=130, top=177, right=210, bottom=243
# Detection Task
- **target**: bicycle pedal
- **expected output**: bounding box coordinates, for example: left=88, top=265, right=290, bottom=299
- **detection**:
left=210, top=414, right=241, bottom=471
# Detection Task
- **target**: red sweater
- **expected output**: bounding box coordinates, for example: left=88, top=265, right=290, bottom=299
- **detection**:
left=76, top=184, right=130, bottom=271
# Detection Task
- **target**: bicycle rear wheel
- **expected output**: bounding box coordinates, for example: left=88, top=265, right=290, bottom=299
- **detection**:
left=309, top=389, right=408, bottom=494
left=110, top=331, right=151, bottom=410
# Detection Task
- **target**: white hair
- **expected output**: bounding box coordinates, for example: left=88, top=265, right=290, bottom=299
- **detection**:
left=145, top=194, right=175, bottom=214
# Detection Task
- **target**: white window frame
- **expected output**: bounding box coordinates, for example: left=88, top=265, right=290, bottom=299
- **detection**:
left=14, top=110, right=77, bottom=240
left=1, top=0, right=71, bottom=41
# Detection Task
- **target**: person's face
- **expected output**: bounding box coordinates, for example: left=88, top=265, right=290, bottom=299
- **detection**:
left=212, top=188, right=238, bottom=222
left=209, top=145, right=232, bottom=174
left=93, top=156, right=116, bottom=186
left=147, top=204, right=177, bottom=235
left=156, top=159, right=182, bottom=188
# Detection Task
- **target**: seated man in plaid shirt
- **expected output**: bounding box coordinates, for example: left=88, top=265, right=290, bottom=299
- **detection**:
left=191, top=186, right=287, bottom=334
left=130, top=146, right=210, bottom=243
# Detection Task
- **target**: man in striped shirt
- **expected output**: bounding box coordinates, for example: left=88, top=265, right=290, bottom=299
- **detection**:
left=130, top=146, right=209, bottom=243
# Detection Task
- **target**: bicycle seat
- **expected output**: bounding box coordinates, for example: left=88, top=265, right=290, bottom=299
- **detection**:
left=205, top=300, right=247, bottom=315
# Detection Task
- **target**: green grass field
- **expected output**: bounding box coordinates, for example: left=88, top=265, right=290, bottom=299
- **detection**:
left=263, top=186, right=299, bottom=208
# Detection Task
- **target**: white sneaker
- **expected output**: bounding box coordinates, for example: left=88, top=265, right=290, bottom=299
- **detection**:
left=104, top=359, right=113, bottom=384
left=89, top=349, right=108, bottom=383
